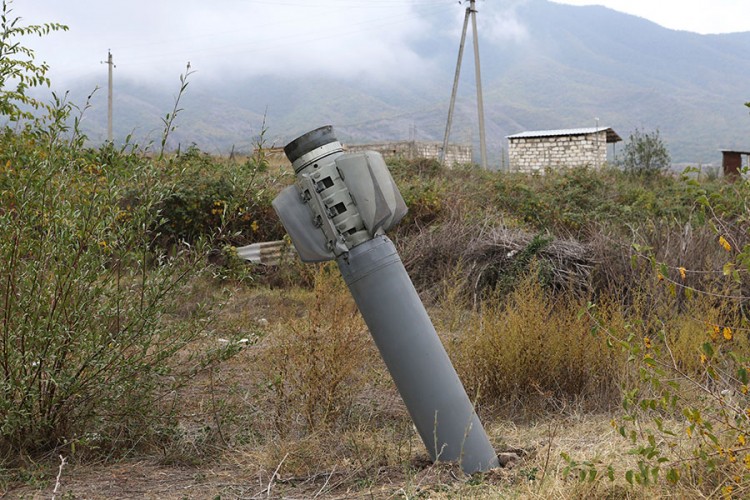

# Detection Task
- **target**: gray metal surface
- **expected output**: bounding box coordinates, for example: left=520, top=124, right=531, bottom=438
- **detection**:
left=272, top=185, right=335, bottom=262
left=335, top=151, right=407, bottom=234
left=337, top=236, right=499, bottom=473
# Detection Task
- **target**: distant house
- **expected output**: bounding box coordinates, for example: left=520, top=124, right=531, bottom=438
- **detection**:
left=507, top=127, right=622, bottom=173
left=721, top=150, right=750, bottom=180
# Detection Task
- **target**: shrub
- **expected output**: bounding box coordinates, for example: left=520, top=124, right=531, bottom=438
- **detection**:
left=560, top=177, right=750, bottom=495
left=151, top=145, right=286, bottom=251
left=619, top=128, right=671, bottom=176
left=0, top=120, right=239, bottom=463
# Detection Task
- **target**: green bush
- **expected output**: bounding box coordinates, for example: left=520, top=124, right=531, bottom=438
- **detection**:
left=150, top=145, right=286, bottom=250
left=492, top=166, right=723, bottom=233
left=0, top=124, right=241, bottom=463
left=619, top=128, right=671, bottom=176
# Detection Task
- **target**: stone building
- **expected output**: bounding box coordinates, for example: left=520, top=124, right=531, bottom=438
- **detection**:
left=507, top=127, right=622, bottom=174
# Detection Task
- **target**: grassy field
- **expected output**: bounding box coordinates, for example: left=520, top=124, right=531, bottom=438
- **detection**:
left=2, top=115, right=750, bottom=499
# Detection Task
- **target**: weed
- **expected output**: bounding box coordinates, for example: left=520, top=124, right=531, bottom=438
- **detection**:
left=451, top=272, right=624, bottom=413
left=259, top=264, right=371, bottom=436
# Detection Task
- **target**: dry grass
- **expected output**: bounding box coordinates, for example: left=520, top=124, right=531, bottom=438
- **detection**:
left=6, top=263, right=749, bottom=498
left=447, top=273, right=624, bottom=415
left=9, top=414, right=696, bottom=499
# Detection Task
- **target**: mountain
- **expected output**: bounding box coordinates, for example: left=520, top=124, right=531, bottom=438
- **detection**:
left=58, top=0, right=750, bottom=165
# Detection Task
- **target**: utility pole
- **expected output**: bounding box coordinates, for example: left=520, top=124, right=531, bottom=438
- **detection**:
left=441, top=0, right=488, bottom=169
left=470, top=0, right=488, bottom=169
left=105, top=50, right=114, bottom=142
left=441, top=3, right=469, bottom=167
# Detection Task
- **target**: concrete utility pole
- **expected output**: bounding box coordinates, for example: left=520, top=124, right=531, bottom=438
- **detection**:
left=471, top=0, right=488, bottom=169
left=106, top=50, right=114, bottom=142
left=441, top=0, right=488, bottom=169
left=441, top=5, right=470, bottom=167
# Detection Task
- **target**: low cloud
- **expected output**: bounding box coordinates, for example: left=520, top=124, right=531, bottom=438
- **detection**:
left=482, top=1, right=529, bottom=44
left=20, top=0, right=441, bottom=89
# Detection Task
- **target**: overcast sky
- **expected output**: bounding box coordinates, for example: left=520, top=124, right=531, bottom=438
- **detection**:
left=16, top=0, right=750, bottom=89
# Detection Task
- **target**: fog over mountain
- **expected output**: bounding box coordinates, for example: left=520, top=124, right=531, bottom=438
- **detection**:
left=41, top=0, right=750, bottom=165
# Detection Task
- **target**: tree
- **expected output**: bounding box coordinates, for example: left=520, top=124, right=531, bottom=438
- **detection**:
left=0, top=0, right=67, bottom=121
left=620, top=128, right=671, bottom=176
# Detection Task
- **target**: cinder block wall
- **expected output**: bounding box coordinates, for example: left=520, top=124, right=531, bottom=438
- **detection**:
left=256, top=142, right=473, bottom=169
left=509, top=131, right=608, bottom=173
left=346, top=141, right=472, bottom=166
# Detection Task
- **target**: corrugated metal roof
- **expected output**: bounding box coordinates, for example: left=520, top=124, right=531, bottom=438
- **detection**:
left=507, top=127, right=622, bottom=143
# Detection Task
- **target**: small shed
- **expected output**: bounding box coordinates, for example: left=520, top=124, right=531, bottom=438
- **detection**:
left=507, top=127, right=622, bottom=173
left=721, top=150, right=750, bottom=180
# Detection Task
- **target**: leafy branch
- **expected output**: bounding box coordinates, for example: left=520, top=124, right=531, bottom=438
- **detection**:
left=0, top=0, right=68, bottom=121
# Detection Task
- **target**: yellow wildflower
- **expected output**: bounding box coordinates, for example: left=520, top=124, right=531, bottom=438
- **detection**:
left=644, top=337, right=652, bottom=349
left=700, top=353, right=708, bottom=365
left=211, top=200, right=225, bottom=215
left=719, top=235, right=732, bottom=252
left=742, top=385, right=749, bottom=395
left=711, top=325, right=720, bottom=341
left=251, top=220, right=259, bottom=232
left=678, top=267, right=686, bottom=280
left=738, top=434, right=746, bottom=447
left=722, top=485, right=733, bottom=499
left=723, top=327, right=733, bottom=341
